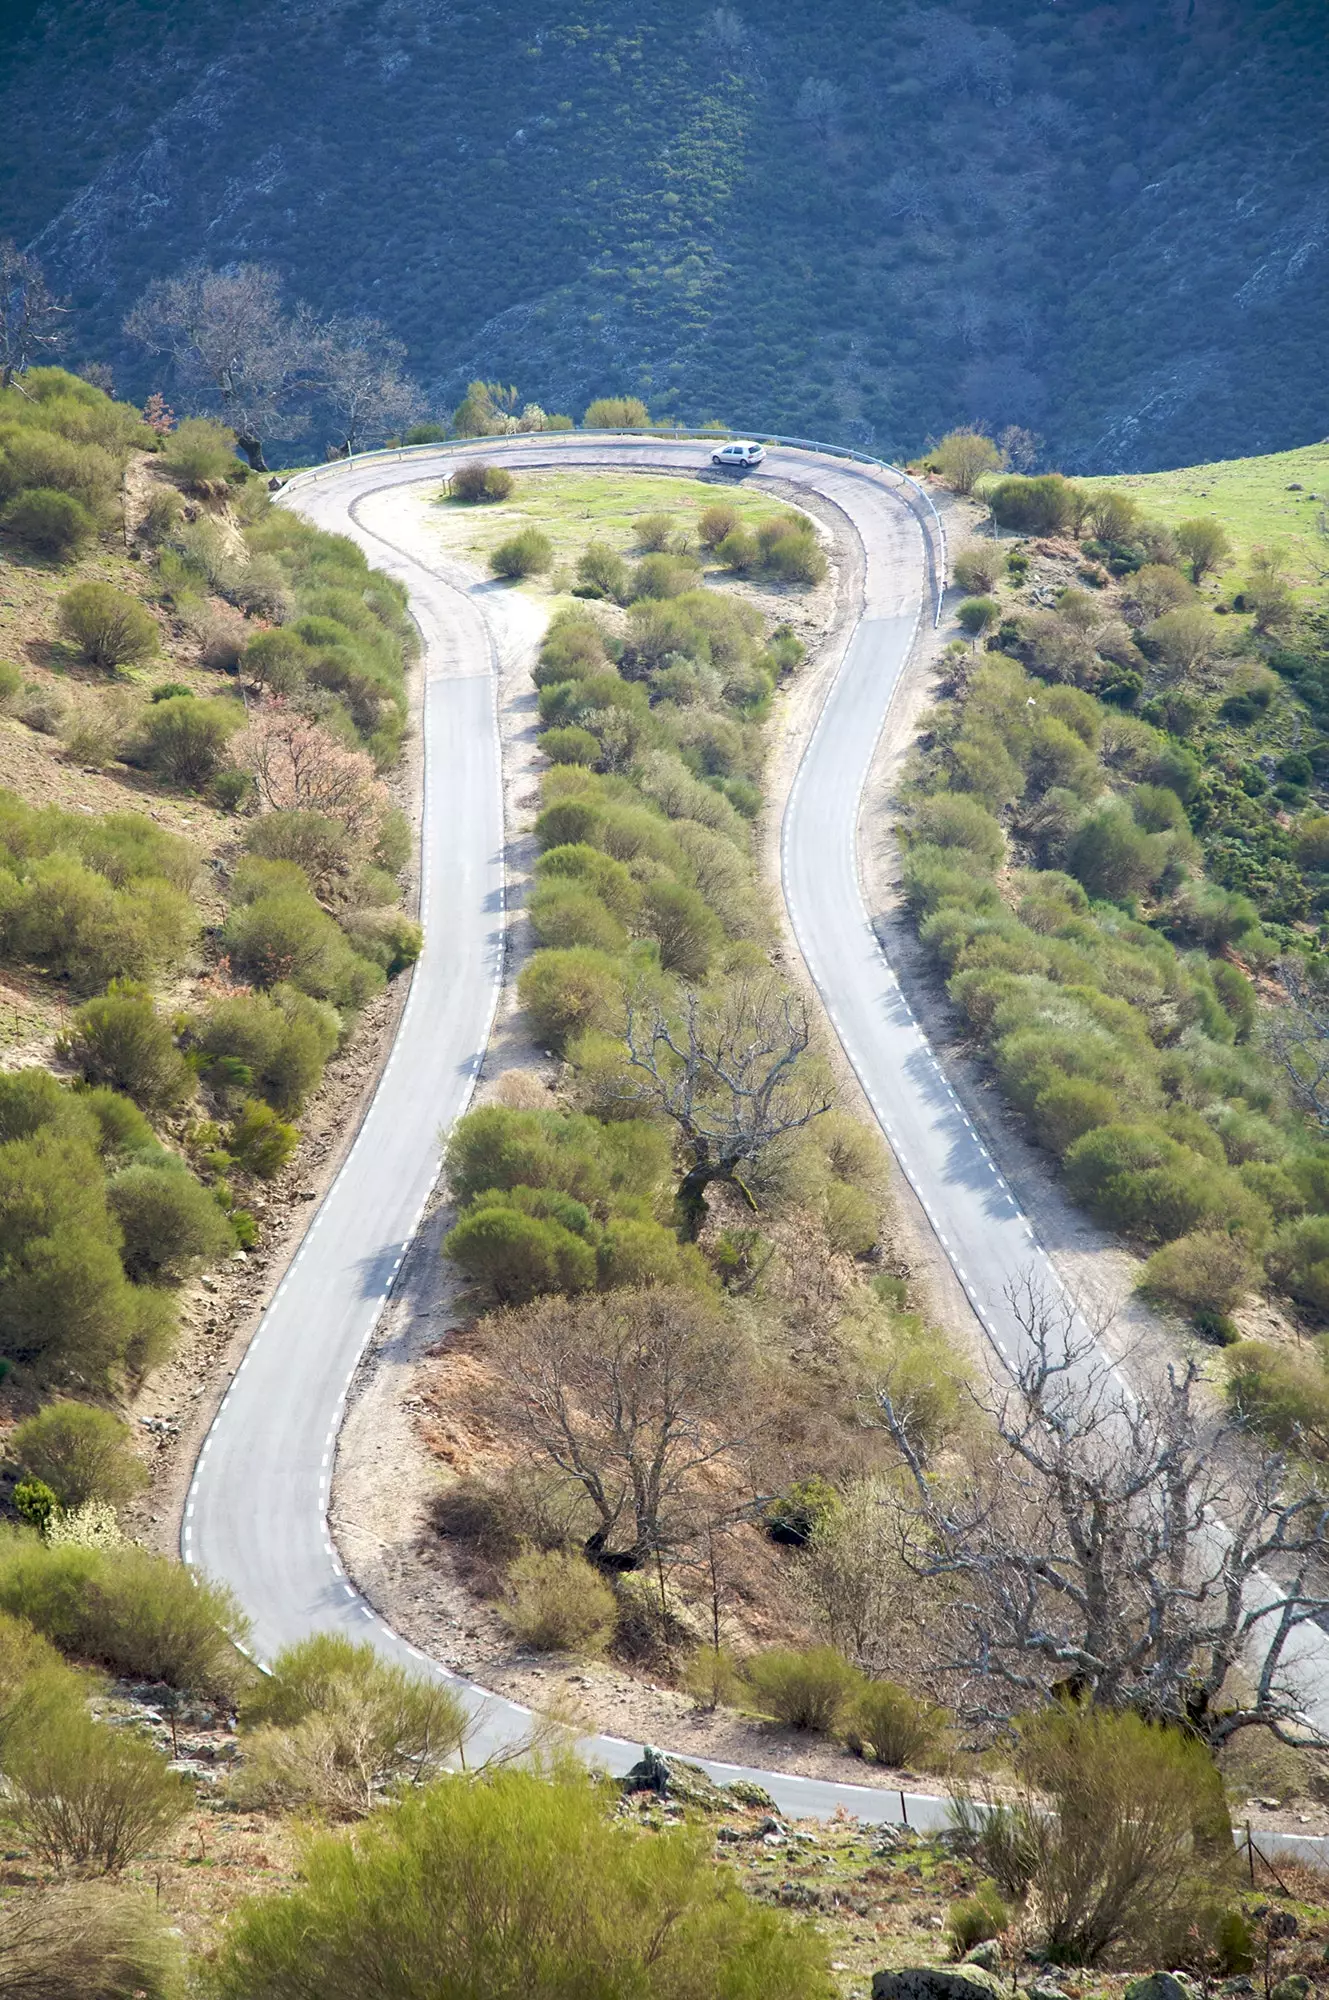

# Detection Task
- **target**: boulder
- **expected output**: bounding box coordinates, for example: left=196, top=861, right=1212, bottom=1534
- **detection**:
left=962, top=1942, right=1002, bottom=1972
left=725, top=1778, right=777, bottom=1809
left=619, top=1747, right=727, bottom=1809
left=1123, top=1976, right=1199, bottom=2000
left=1270, top=1980, right=1309, bottom=2000
left=873, top=1968, right=1007, bottom=2000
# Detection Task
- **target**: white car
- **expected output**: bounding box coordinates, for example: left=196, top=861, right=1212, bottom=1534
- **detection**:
left=710, top=440, right=766, bottom=469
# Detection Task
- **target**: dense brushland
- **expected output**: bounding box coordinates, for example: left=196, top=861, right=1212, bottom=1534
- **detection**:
left=902, top=440, right=1329, bottom=1425
left=2, top=0, right=1327, bottom=468
left=0, top=371, right=418, bottom=1461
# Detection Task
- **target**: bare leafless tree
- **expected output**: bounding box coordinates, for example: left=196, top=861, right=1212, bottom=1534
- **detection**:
left=1264, top=953, right=1329, bottom=1131
left=477, top=1287, right=761, bottom=1569
left=306, top=311, right=425, bottom=456
left=0, top=241, right=66, bottom=389
left=620, top=974, right=834, bottom=1234
left=879, top=1273, right=1329, bottom=1747
left=124, top=263, right=304, bottom=470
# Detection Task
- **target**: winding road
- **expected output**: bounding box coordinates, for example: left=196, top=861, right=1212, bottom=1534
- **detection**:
left=183, top=435, right=1329, bottom=1844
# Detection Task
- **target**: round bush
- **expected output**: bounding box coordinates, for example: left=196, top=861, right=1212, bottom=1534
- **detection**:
left=445, top=1205, right=595, bottom=1302
left=743, top=1645, right=862, bottom=1732
left=65, top=984, right=192, bottom=1113
left=697, top=503, right=740, bottom=548
left=160, top=417, right=237, bottom=492
left=58, top=583, right=159, bottom=671
left=140, top=695, right=242, bottom=787
left=450, top=462, right=514, bottom=503
left=765, top=531, right=827, bottom=586
left=501, top=1548, right=618, bottom=1653
left=957, top=596, right=999, bottom=636
left=839, top=1678, right=946, bottom=1767
left=1139, top=1230, right=1256, bottom=1319
left=633, top=513, right=674, bottom=552
left=489, top=528, right=552, bottom=579
left=528, top=880, right=626, bottom=954
left=228, top=1098, right=299, bottom=1179
left=108, top=1163, right=234, bottom=1283
left=11, top=1401, right=148, bottom=1510
left=3, top=487, right=95, bottom=558
left=538, top=725, right=600, bottom=767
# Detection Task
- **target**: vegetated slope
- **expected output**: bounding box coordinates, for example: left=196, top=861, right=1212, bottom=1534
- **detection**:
left=902, top=449, right=1329, bottom=1361
left=2, top=0, right=1327, bottom=470
left=0, top=370, right=418, bottom=1437
left=1101, top=440, right=1329, bottom=583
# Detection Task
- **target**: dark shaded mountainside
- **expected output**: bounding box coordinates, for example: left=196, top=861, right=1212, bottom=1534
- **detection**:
left=0, top=0, right=1326, bottom=471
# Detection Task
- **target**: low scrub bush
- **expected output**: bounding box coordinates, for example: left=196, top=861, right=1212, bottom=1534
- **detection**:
left=207, top=1767, right=828, bottom=1998
left=159, top=416, right=236, bottom=491
left=449, top=461, right=513, bottom=502
left=742, top=1645, right=862, bottom=1732
left=1225, top=1338, right=1329, bottom=1454
left=139, top=695, right=241, bottom=787
left=500, top=1547, right=618, bottom=1653
left=6, top=1703, right=191, bottom=1874
left=227, top=1097, right=299, bottom=1179
left=517, top=947, right=623, bottom=1052
left=10, top=1402, right=147, bottom=1510
left=682, top=1644, right=745, bottom=1710
left=58, top=583, right=159, bottom=671
left=1139, top=1229, right=1256, bottom=1322
left=946, top=1882, right=1009, bottom=1958
left=1007, top=1703, right=1232, bottom=1966
left=108, top=1162, right=234, bottom=1283
left=3, top=485, right=95, bottom=558
left=839, top=1678, right=947, bottom=1768
left=539, top=724, right=600, bottom=766
left=445, top=1203, right=596, bottom=1301
left=0, top=1881, right=182, bottom=1994
left=576, top=541, right=631, bottom=601
left=223, top=889, right=382, bottom=1009
left=64, top=981, right=192, bottom=1113
left=698, top=503, right=739, bottom=548
left=489, top=527, right=552, bottom=578
left=195, top=985, right=339, bottom=1116
left=0, top=1534, right=249, bottom=1696
left=633, top=512, right=675, bottom=551
left=234, top=1632, right=469, bottom=1817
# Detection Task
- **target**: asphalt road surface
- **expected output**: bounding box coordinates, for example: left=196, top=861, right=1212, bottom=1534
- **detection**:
left=183, top=436, right=1329, bottom=1842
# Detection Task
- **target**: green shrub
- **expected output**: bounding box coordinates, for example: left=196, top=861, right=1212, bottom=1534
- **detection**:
left=1264, top=1215, right=1329, bottom=1315
left=989, top=475, right=1079, bottom=535
left=595, top=1216, right=710, bottom=1291
left=196, top=987, right=339, bottom=1116
left=576, top=541, right=631, bottom=601
left=528, top=879, right=626, bottom=953
left=911, top=793, right=1004, bottom=871
left=957, top=595, right=999, bottom=636
left=715, top=527, right=759, bottom=573
left=952, top=547, right=1002, bottom=594
left=13, top=1477, right=58, bottom=1531
left=0, top=1535, right=248, bottom=1696
left=501, top=1548, right=618, bottom=1652
left=946, top=1882, right=1009, bottom=1959
left=245, top=809, right=351, bottom=890
left=839, top=1679, right=946, bottom=1768
left=1010, top=1703, right=1231, bottom=1966
left=630, top=552, right=699, bottom=600
left=10, top=1401, right=148, bottom=1509
left=338, top=908, right=422, bottom=979
left=642, top=878, right=721, bottom=978
left=823, top=1179, right=879, bottom=1254
left=633, top=512, right=674, bottom=552
left=534, top=796, right=604, bottom=849
left=108, top=1162, right=233, bottom=1283
left=243, top=627, right=311, bottom=695
left=227, top=1098, right=299, bottom=1179
left=0, top=1128, right=145, bottom=1382
left=1226, top=1338, right=1329, bottom=1451
left=742, top=1645, right=862, bottom=1732
left=445, top=1205, right=596, bottom=1302
left=159, top=416, right=236, bottom=491
left=489, top=528, right=552, bottom=579
left=58, top=583, right=159, bottom=671
left=450, top=461, right=514, bottom=502
left=517, top=948, right=622, bottom=1052
left=222, top=891, right=382, bottom=1008
left=697, top=503, right=739, bottom=548
left=5, top=1702, right=192, bottom=1873
left=207, top=1767, right=828, bottom=1999
left=3, top=486, right=95, bottom=557
left=539, top=725, right=600, bottom=766
left=234, top=1632, right=469, bottom=1817
left=0, top=1878, right=184, bottom=1991
left=765, top=529, right=827, bottom=586
left=64, top=981, right=192, bottom=1114
left=1139, top=1230, right=1256, bottom=1320
left=1032, top=1078, right=1120, bottom=1156
left=536, top=843, right=640, bottom=923
left=139, top=695, right=242, bottom=788
left=583, top=396, right=649, bottom=428
left=1064, top=1122, right=1264, bottom=1244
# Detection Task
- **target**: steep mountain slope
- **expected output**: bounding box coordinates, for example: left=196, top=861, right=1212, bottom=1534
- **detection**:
left=1, top=0, right=1326, bottom=470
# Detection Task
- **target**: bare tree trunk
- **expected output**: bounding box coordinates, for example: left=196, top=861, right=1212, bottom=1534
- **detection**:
left=234, top=428, right=269, bottom=472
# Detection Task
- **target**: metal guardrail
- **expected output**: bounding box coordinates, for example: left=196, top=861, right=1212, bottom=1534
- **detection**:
left=277, top=427, right=949, bottom=625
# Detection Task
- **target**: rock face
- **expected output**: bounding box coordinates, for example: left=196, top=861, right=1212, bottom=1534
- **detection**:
left=873, top=1968, right=1007, bottom=2000
left=1123, top=1976, right=1199, bottom=2000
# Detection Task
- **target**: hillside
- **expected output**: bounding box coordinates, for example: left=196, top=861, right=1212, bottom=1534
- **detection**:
left=1, top=0, right=1327, bottom=470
